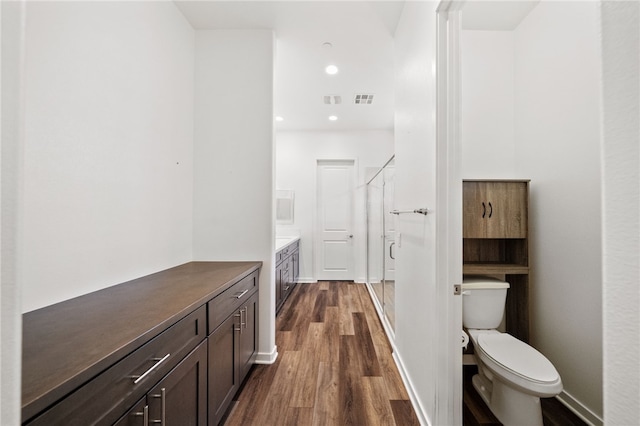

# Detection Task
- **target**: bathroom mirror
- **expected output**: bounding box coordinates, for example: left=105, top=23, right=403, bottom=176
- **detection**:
left=276, top=190, right=295, bottom=224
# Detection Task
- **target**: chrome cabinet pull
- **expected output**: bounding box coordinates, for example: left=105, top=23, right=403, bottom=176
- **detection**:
left=132, top=353, right=170, bottom=384
left=133, top=405, right=148, bottom=425
left=161, top=388, right=166, bottom=426
left=235, top=289, right=249, bottom=299
left=241, top=307, right=247, bottom=332
left=234, top=311, right=242, bottom=332
left=150, top=388, right=166, bottom=424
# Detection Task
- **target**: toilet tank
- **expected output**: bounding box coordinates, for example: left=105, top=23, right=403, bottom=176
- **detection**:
left=462, top=276, right=510, bottom=329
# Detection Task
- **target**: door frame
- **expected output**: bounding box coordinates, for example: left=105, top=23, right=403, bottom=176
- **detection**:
left=435, top=1, right=464, bottom=425
left=314, top=159, right=356, bottom=282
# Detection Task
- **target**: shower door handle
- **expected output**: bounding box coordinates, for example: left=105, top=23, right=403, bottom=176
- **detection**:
left=389, top=242, right=395, bottom=260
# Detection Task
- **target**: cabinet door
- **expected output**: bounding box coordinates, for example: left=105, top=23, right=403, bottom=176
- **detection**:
left=147, top=341, right=207, bottom=426
left=463, top=181, right=528, bottom=238
left=238, top=292, right=259, bottom=381
left=208, top=313, right=239, bottom=426
left=275, top=263, right=283, bottom=310
left=463, top=181, right=488, bottom=238
left=484, top=182, right=527, bottom=238
left=292, top=250, right=299, bottom=282
left=281, top=265, right=291, bottom=303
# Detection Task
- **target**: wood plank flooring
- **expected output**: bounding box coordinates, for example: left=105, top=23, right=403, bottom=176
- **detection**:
left=222, top=281, right=420, bottom=426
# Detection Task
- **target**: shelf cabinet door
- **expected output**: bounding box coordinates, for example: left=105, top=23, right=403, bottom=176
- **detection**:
left=463, top=181, right=528, bottom=238
left=208, top=314, right=239, bottom=426
left=238, top=292, right=259, bottom=381
left=275, top=263, right=283, bottom=309
left=147, top=341, right=207, bottom=426
left=292, top=249, right=299, bottom=282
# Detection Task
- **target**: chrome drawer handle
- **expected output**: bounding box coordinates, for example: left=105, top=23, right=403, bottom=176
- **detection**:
left=235, top=289, right=249, bottom=299
left=132, top=353, right=170, bottom=384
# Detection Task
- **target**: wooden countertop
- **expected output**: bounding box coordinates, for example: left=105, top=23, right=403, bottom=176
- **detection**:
left=22, top=261, right=262, bottom=422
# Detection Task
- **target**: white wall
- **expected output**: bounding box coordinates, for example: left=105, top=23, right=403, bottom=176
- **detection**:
left=461, top=30, right=516, bottom=178
left=600, top=2, right=640, bottom=424
left=193, top=30, right=276, bottom=362
left=21, top=2, right=195, bottom=313
left=275, top=130, right=394, bottom=283
left=1, top=1, right=25, bottom=423
left=393, top=2, right=439, bottom=424
left=514, top=2, right=603, bottom=421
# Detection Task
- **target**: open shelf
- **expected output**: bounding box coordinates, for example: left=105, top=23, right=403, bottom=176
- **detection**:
left=463, top=262, right=529, bottom=275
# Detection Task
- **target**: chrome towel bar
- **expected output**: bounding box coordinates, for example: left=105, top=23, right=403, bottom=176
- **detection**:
left=390, top=208, right=429, bottom=216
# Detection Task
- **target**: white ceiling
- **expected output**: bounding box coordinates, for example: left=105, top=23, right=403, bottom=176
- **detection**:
left=174, top=1, right=539, bottom=132
left=175, top=1, right=404, bottom=132
left=462, top=1, right=540, bottom=31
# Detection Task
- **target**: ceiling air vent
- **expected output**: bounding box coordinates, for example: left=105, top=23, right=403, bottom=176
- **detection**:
left=323, top=95, right=342, bottom=105
left=354, top=94, right=374, bottom=104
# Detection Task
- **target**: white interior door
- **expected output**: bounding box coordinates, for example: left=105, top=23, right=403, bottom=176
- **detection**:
left=316, top=160, right=355, bottom=281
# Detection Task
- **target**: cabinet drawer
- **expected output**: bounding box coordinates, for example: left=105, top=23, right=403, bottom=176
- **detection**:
left=208, top=271, right=258, bottom=333
left=26, top=306, right=206, bottom=426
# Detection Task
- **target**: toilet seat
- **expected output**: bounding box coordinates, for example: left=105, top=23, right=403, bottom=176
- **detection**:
left=478, top=333, right=559, bottom=383
left=470, top=330, right=563, bottom=397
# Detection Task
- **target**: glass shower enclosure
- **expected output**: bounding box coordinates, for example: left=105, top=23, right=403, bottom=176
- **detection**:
left=366, top=156, right=396, bottom=332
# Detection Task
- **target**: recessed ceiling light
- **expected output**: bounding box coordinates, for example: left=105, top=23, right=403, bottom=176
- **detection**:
left=325, top=65, right=339, bottom=75
left=328, top=115, right=338, bottom=121
left=275, top=116, right=284, bottom=122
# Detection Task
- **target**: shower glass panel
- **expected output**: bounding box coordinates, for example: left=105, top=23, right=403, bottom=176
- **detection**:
left=366, top=156, right=395, bottom=331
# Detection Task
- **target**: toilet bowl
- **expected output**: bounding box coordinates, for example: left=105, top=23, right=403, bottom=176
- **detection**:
left=462, top=277, right=562, bottom=426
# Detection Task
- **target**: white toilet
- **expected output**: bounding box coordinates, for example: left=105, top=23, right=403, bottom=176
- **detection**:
left=462, top=276, right=563, bottom=426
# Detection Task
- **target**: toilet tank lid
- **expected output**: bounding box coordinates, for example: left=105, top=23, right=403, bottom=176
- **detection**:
left=462, top=276, right=510, bottom=290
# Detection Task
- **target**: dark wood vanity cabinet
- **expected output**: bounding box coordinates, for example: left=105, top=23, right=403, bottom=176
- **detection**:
left=275, top=240, right=299, bottom=314
left=114, top=341, right=208, bottom=426
left=22, top=262, right=261, bottom=426
left=207, top=273, right=259, bottom=426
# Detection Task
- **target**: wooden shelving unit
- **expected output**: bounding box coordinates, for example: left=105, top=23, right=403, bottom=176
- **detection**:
left=463, top=180, right=531, bottom=343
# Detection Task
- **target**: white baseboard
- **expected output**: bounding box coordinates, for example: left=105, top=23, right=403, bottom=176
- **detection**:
left=556, top=390, right=603, bottom=426
left=295, top=277, right=316, bottom=283
left=254, top=345, right=278, bottom=364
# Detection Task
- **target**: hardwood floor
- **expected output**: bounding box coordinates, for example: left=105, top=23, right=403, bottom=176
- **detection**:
left=222, top=281, right=420, bottom=426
